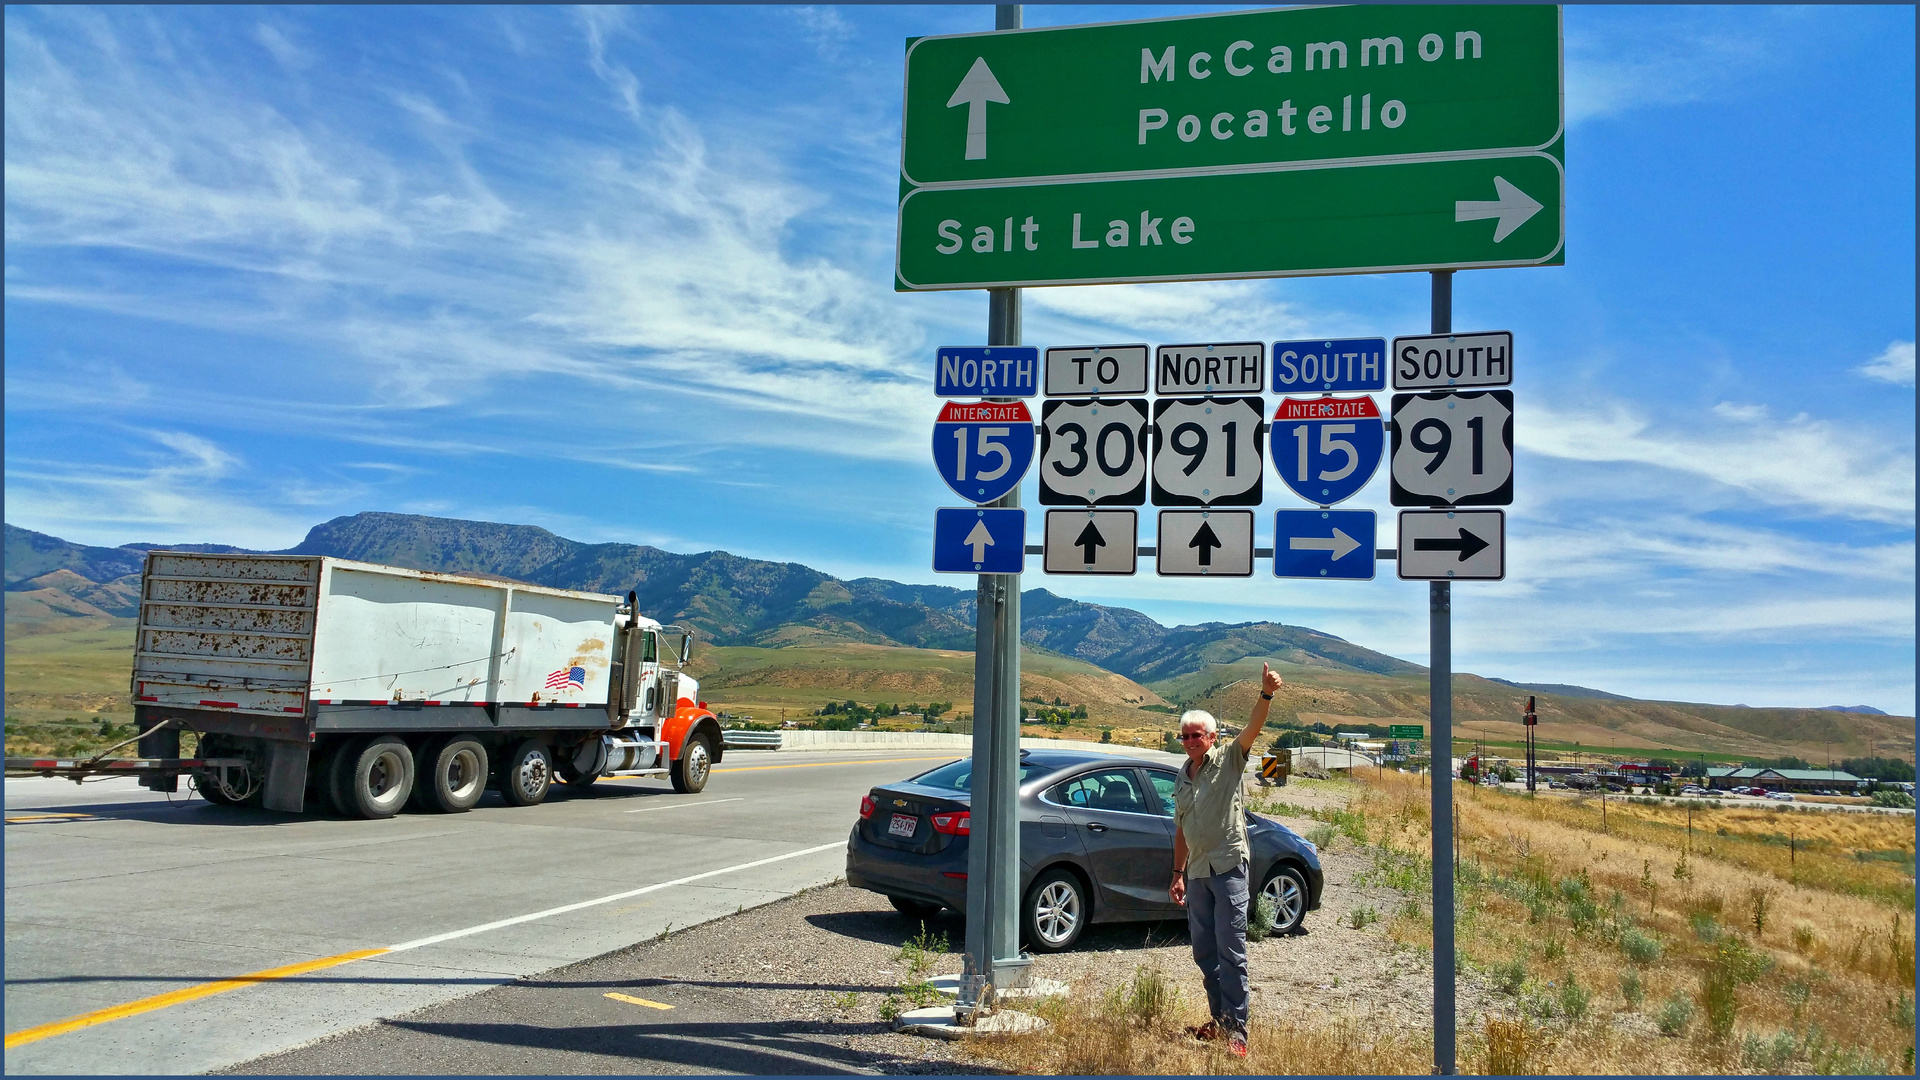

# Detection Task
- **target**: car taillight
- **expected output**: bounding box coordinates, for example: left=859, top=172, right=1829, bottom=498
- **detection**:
left=931, top=811, right=970, bottom=835
left=859, top=794, right=876, bottom=819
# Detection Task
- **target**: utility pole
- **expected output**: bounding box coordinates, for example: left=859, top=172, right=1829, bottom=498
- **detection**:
left=959, top=4, right=1032, bottom=1016
left=1428, top=269, right=1457, bottom=1077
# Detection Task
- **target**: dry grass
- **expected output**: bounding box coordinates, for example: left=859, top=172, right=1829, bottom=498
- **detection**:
left=966, top=964, right=1433, bottom=1075
left=975, top=770, right=1915, bottom=1075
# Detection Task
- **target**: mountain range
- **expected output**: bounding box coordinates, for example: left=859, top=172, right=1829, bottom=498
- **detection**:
left=4, top=514, right=1422, bottom=686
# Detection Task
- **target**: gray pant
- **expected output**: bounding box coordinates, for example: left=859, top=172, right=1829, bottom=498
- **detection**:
left=1185, top=862, right=1250, bottom=1035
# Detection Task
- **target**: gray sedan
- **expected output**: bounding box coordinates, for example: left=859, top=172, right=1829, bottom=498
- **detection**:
left=845, top=748, right=1323, bottom=951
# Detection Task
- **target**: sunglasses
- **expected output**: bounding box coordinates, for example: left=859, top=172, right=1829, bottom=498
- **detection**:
left=1177, top=732, right=1212, bottom=742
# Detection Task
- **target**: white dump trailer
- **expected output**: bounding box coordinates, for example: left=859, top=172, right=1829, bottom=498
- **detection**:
left=92, top=552, right=725, bottom=816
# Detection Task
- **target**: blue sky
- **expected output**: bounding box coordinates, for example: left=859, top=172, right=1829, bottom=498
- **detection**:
left=5, top=5, right=1914, bottom=714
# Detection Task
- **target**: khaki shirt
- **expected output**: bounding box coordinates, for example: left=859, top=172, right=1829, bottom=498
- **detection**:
left=1173, top=738, right=1248, bottom=878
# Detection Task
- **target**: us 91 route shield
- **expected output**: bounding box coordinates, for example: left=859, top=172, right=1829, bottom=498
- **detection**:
left=1150, top=397, right=1264, bottom=506
left=932, top=400, right=1036, bottom=504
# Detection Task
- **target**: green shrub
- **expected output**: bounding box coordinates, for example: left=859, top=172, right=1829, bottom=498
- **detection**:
left=1621, top=928, right=1663, bottom=965
left=1104, top=965, right=1181, bottom=1029
left=1741, top=1030, right=1799, bottom=1071
left=1491, top=956, right=1528, bottom=996
left=1542, top=938, right=1566, bottom=962
left=1557, top=974, right=1591, bottom=1020
left=1871, top=790, right=1915, bottom=808
left=1655, top=994, right=1694, bottom=1036
left=1701, top=966, right=1739, bottom=1040
left=1691, top=912, right=1722, bottom=942
left=1247, top=892, right=1278, bottom=942
left=1620, top=970, right=1645, bottom=1008
left=1348, top=905, right=1379, bottom=930
left=1891, top=991, right=1914, bottom=1029
left=1306, top=823, right=1336, bottom=850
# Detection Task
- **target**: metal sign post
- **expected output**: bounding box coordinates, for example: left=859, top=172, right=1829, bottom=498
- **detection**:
left=1428, top=268, right=1457, bottom=1076
left=960, top=6, right=1031, bottom=1018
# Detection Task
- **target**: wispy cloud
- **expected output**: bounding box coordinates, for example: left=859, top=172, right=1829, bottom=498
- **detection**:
left=1521, top=396, right=1915, bottom=525
left=1859, top=341, right=1916, bottom=386
left=1564, top=7, right=1806, bottom=124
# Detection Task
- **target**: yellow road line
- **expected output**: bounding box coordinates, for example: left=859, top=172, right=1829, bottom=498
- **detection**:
left=715, top=755, right=955, bottom=773
left=5, top=813, right=95, bottom=823
left=605, top=992, right=673, bottom=1010
left=3, top=948, right=390, bottom=1050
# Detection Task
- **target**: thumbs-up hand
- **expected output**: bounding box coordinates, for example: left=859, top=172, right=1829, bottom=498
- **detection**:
left=1262, top=662, right=1283, bottom=695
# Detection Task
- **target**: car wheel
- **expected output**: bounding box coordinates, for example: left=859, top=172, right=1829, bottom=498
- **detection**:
left=499, top=739, right=553, bottom=807
left=1023, top=868, right=1087, bottom=953
left=1260, top=864, right=1309, bottom=935
left=889, top=896, right=942, bottom=919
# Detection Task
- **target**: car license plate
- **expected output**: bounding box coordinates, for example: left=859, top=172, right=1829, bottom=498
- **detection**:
left=888, top=813, right=918, bottom=838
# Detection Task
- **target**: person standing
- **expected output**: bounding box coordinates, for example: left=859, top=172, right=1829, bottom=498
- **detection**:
left=1169, top=662, right=1283, bottom=1058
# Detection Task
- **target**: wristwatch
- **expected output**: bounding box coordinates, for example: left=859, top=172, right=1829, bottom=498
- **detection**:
left=1260, top=691, right=1274, bottom=700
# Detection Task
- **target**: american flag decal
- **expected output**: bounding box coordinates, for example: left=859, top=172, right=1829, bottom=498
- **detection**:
left=544, top=666, right=587, bottom=691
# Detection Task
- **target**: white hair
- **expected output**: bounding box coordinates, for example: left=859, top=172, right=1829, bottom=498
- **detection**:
left=1178, top=710, right=1218, bottom=734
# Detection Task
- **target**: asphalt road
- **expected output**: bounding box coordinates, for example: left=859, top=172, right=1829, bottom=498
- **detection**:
left=3, top=749, right=970, bottom=1075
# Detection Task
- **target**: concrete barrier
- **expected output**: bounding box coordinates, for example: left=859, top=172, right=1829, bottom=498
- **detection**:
left=771, top=729, right=1179, bottom=762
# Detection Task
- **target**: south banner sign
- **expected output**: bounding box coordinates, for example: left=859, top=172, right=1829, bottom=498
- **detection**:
left=932, top=400, right=1036, bottom=504
left=898, top=5, right=1563, bottom=289
left=1271, top=396, right=1385, bottom=506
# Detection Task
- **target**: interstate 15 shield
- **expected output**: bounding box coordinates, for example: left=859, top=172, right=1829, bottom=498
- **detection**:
left=1270, top=396, right=1385, bottom=506
left=932, top=400, right=1035, bottom=504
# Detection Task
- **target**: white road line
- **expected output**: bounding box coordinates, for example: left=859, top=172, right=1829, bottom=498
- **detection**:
left=384, top=840, right=845, bottom=953
left=623, top=798, right=745, bottom=814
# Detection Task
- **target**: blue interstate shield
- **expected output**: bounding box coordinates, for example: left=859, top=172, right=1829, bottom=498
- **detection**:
left=1269, top=395, right=1384, bottom=506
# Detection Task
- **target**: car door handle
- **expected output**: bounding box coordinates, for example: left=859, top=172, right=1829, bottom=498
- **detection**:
left=1084, top=822, right=1108, bottom=833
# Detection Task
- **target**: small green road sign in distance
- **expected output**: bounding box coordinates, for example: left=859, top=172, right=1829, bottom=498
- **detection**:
left=897, top=4, right=1563, bottom=291
left=1390, top=724, right=1426, bottom=738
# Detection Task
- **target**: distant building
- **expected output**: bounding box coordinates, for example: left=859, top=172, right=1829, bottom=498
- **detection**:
left=1706, top=766, right=1863, bottom=792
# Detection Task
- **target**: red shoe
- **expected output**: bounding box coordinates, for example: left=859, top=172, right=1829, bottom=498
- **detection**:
left=1228, top=1034, right=1249, bottom=1058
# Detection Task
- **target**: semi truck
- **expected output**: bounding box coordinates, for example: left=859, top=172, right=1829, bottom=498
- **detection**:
left=26, top=552, right=726, bottom=817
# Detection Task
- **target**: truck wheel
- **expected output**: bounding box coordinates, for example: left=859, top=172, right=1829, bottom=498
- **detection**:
left=343, top=736, right=414, bottom=820
left=669, top=732, right=713, bottom=794
left=327, top=737, right=366, bottom=816
left=500, top=739, right=553, bottom=807
left=414, top=737, right=489, bottom=813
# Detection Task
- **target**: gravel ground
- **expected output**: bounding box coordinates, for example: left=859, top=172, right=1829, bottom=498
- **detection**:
left=226, top=780, right=1487, bottom=1075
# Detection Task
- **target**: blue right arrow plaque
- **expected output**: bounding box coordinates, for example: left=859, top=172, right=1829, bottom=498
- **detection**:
left=1273, top=509, right=1376, bottom=581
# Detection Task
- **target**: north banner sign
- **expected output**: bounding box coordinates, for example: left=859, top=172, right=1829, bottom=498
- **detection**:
left=935, top=345, right=1039, bottom=397
left=898, top=4, right=1563, bottom=289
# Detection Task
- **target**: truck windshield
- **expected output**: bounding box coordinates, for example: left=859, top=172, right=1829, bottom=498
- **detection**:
left=911, top=759, right=1050, bottom=792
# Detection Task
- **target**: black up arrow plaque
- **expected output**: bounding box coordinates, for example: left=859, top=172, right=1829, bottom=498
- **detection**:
left=1156, top=509, right=1254, bottom=577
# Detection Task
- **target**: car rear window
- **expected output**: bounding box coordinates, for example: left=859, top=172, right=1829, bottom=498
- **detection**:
left=912, top=759, right=1051, bottom=792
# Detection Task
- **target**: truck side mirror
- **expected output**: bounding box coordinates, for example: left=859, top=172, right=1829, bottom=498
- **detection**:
left=680, top=633, right=693, bottom=666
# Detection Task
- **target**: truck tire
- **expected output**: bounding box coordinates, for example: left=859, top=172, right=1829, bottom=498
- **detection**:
left=327, top=737, right=366, bottom=816
left=342, top=736, right=414, bottom=820
left=669, top=731, right=713, bottom=794
left=500, top=739, right=553, bottom=807
left=413, top=737, right=489, bottom=813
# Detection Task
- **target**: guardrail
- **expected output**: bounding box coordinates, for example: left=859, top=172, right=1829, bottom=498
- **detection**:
left=721, top=730, right=782, bottom=750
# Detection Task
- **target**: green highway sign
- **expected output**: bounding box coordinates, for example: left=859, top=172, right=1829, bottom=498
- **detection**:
left=1389, top=725, right=1426, bottom=738
left=898, top=150, right=1561, bottom=289
left=898, top=4, right=1563, bottom=290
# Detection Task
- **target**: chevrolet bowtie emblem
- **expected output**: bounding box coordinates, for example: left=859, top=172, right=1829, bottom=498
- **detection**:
left=894, top=799, right=908, bottom=807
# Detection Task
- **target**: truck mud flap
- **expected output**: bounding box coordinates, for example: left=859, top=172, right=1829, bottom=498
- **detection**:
left=261, top=740, right=310, bottom=813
